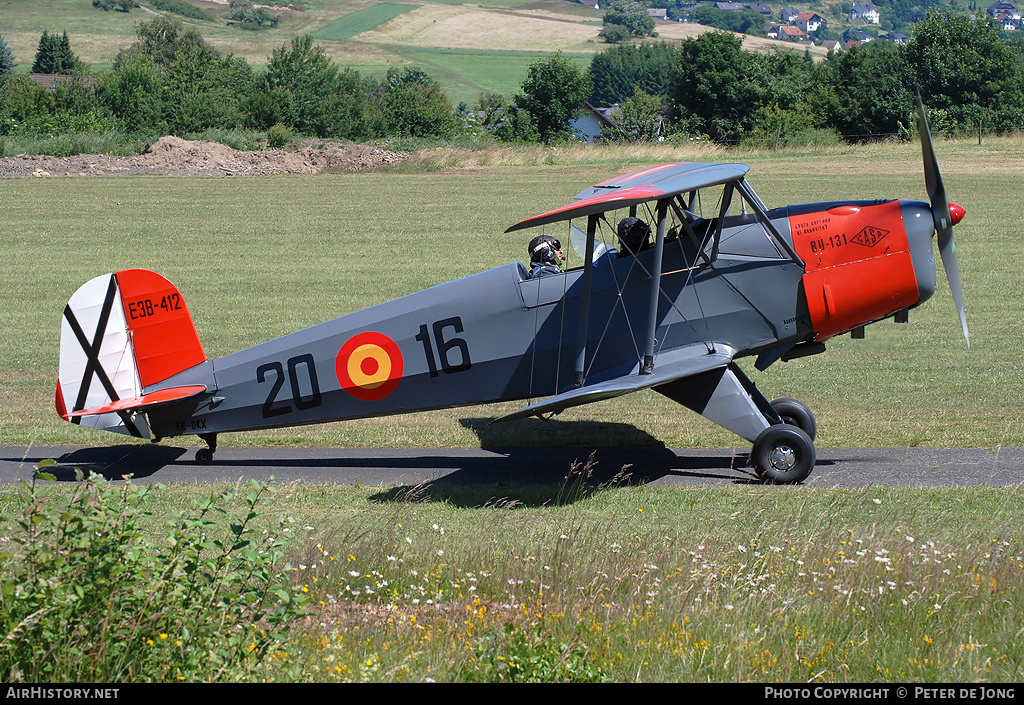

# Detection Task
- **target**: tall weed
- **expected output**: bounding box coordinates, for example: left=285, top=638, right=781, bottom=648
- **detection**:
left=0, top=465, right=310, bottom=682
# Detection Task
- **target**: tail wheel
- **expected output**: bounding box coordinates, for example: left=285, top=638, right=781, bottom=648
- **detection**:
left=771, top=397, right=816, bottom=441
left=752, top=425, right=815, bottom=484
left=195, top=432, right=217, bottom=465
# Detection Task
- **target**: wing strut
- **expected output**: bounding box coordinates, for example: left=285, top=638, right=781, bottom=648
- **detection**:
left=573, top=213, right=599, bottom=388
left=641, top=200, right=669, bottom=374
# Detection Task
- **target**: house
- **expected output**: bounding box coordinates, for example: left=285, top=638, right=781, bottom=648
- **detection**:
left=570, top=102, right=620, bottom=145
left=647, top=7, right=667, bottom=19
left=886, top=31, right=909, bottom=44
left=820, top=39, right=843, bottom=53
left=714, top=2, right=744, bottom=10
left=795, top=12, right=826, bottom=32
left=779, top=7, right=801, bottom=23
left=850, top=2, right=880, bottom=24
left=778, top=25, right=805, bottom=41
left=843, top=27, right=874, bottom=43
left=748, top=3, right=773, bottom=15
left=29, top=73, right=97, bottom=89
left=987, top=0, right=1019, bottom=20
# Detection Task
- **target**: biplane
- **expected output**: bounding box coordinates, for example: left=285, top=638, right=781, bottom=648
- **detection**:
left=55, top=97, right=967, bottom=484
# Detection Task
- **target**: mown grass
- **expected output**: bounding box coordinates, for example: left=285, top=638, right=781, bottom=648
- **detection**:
left=312, top=2, right=422, bottom=42
left=3, top=473, right=1020, bottom=682
left=3, top=137, right=1022, bottom=449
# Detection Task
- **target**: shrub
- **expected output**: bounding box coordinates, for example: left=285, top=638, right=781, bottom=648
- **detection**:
left=267, top=122, right=294, bottom=147
left=0, top=466, right=310, bottom=682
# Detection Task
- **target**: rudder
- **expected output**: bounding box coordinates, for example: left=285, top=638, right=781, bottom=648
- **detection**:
left=56, top=270, right=207, bottom=438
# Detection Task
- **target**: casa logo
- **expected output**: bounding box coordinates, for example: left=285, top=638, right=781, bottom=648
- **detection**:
left=336, top=331, right=403, bottom=401
left=850, top=226, right=889, bottom=247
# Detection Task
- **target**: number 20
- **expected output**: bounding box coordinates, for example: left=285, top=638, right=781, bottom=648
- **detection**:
left=257, top=354, right=322, bottom=418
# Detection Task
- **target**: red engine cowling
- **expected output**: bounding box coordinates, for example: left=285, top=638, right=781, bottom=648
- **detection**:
left=790, top=201, right=921, bottom=341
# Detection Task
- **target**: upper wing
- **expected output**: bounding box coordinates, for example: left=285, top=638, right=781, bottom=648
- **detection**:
left=505, top=162, right=749, bottom=233
left=492, top=343, right=736, bottom=423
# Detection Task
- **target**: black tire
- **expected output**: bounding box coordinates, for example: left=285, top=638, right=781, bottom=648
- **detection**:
left=771, top=397, right=816, bottom=441
left=752, top=425, right=815, bottom=484
left=195, top=447, right=213, bottom=464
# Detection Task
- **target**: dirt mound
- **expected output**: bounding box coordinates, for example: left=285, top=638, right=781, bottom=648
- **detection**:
left=0, top=136, right=408, bottom=177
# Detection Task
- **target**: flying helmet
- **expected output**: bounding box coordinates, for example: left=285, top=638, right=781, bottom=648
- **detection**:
left=617, top=217, right=651, bottom=256
left=528, top=235, right=562, bottom=265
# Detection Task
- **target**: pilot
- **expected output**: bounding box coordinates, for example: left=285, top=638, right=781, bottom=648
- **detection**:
left=616, top=217, right=651, bottom=257
left=526, top=234, right=563, bottom=279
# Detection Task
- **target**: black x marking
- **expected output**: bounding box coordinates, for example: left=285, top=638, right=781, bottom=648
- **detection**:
left=62, top=274, right=143, bottom=437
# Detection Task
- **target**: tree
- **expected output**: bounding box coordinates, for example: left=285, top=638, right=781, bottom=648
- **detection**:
left=808, top=41, right=915, bottom=140
left=263, top=34, right=340, bottom=136
left=163, top=43, right=255, bottom=134
left=607, top=89, right=665, bottom=141
left=690, top=4, right=768, bottom=36
left=589, top=42, right=675, bottom=105
left=0, top=33, right=16, bottom=77
left=260, top=35, right=384, bottom=140
left=379, top=66, right=457, bottom=139
left=673, top=31, right=759, bottom=142
left=32, top=31, right=84, bottom=74
left=515, top=52, right=593, bottom=142
left=118, top=16, right=206, bottom=69
left=228, top=0, right=279, bottom=30
left=93, top=0, right=134, bottom=11
left=902, top=12, right=1024, bottom=132
left=99, top=53, right=164, bottom=132
left=602, top=1, right=656, bottom=38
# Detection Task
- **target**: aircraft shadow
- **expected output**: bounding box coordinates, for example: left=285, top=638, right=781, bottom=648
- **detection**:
left=21, top=445, right=189, bottom=482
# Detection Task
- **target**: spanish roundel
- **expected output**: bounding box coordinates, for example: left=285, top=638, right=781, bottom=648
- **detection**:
left=336, top=332, right=403, bottom=401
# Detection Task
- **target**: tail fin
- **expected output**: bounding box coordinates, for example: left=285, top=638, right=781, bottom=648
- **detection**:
left=56, top=270, right=207, bottom=438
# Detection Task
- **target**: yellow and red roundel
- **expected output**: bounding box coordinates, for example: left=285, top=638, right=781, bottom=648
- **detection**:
left=336, top=332, right=404, bottom=401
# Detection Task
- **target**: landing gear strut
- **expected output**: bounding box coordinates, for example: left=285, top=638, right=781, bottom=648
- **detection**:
left=195, top=432, right=218, bottom=464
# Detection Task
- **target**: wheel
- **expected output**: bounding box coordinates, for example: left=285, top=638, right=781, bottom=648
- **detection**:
left=195, top=447, right=213, bottom=464
left=771, top=397, right=816, bottom=441
left=751, top=425, right=815, bottom=484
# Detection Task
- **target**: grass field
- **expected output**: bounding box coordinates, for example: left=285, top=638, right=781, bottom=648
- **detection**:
left=1, top=472, right=1021, bottom=681
left=2, top=137, right=1023, bottom=451
left=2, top=139, right=1023, bottom=682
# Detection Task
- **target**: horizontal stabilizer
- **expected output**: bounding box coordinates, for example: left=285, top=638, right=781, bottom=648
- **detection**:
left=65, top=385, right=207, bottom=419
left=494, top=344, right=735, bottom=423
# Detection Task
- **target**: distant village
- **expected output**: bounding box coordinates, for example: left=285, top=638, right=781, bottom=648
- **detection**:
left=606, top=0, right=1021, bottom=50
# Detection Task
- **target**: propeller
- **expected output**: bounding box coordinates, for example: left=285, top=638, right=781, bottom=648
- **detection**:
left=916, top=88, right=970, bottom=347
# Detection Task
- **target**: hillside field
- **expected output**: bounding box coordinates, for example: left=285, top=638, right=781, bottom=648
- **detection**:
left=0, top=0, right=828, bottom=106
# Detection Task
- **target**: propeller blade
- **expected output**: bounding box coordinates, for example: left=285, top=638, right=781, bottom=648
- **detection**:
left=916, top=89, right=969, bottom=347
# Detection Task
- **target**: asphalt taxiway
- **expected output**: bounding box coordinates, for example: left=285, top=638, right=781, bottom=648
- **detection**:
left=1, top=445, right=1021, bottom=487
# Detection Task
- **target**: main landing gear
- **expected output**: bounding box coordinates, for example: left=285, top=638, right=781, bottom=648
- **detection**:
left=195, top=432, right=218, bottom=464
left=751, top=398, right=816, bottom=484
